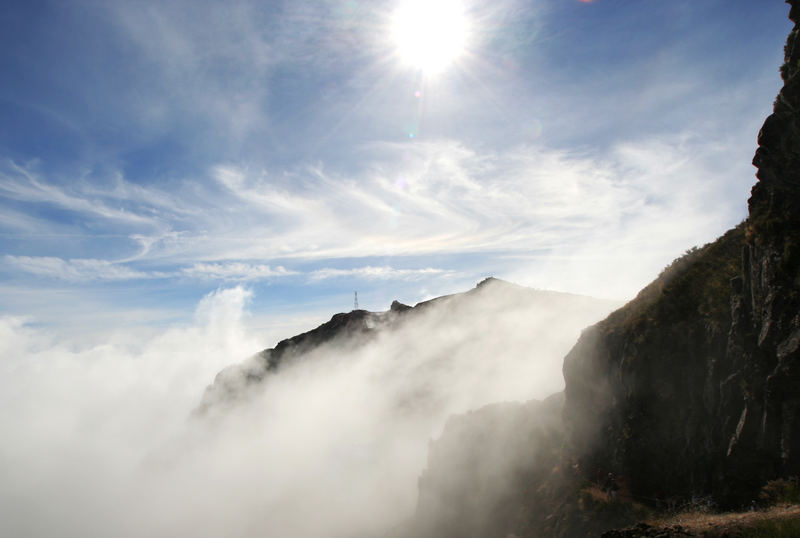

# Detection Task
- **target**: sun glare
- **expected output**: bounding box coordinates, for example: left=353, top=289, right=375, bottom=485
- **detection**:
left=391, top=0, right=470, bottom=75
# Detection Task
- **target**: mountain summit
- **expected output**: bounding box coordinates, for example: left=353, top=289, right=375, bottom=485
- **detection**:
left=197, top=277, right=619, bottom=415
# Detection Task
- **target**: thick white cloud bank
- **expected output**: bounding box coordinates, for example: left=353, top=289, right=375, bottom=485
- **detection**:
left=0, top=282, right=618, bottom=538
left=0, top=287, right=261, bottom=538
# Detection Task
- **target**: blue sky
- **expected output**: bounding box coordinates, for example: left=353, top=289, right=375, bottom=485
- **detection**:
left=0, top=0, right=793, bottom=335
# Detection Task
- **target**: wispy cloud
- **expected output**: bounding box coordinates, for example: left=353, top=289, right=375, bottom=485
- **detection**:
left=309, top=266, right=452, bottom=281
left=181, top=262, right=296, bottom=281
left=0, top=161, right=158, bottom=227
left=2, top=255, right=158, bottom=282
left=2, top=255, right=299, bottom=284
left=207, top=132, right=748, bottom=266
left=1, top=128, right=756, bottom=299
left=2, top=254, right=452, bottom=288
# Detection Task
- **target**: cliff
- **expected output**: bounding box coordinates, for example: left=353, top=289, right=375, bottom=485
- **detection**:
left=562, top=0, right=800, bottom=509
left=736, top=0, right=800, bottom=482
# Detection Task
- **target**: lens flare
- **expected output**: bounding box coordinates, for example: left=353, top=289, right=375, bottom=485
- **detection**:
left=530, top=118, right=543, bottom=139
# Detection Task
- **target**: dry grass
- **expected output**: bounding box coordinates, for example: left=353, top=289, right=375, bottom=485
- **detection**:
left=582, top=485, right=612, bottom=503
left=647, top=504, right=800, bottom=535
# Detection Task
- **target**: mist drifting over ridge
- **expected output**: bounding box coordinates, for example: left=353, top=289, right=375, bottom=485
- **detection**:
left=0, top=279, right=617, bottom=538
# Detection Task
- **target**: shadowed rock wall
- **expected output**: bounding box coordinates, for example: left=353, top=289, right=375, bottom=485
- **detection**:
left=563, top=0, right=800, bottom=508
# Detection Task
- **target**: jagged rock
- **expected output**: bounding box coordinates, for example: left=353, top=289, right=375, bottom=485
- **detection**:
left=390, top=300, right=412, bottom=312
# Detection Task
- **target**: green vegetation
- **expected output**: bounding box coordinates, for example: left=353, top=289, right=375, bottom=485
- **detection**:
left=604, top=222, right=745, bottom=332
left=738, top=517, right=800, bottom=537
left=760, top=478, right=800, bottom=506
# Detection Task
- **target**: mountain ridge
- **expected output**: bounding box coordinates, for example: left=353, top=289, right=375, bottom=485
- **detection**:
left=196, top=277, right=619, bottom=414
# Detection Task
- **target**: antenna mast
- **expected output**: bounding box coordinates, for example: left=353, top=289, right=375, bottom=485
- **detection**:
left=354, top=291, right=359, bottom=310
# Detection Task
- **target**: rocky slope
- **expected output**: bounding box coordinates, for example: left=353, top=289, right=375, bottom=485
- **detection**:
left=197, top=277, right=619, bottom=414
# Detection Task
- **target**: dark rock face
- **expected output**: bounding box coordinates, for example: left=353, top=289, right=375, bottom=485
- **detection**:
left=563, top=0, right=800, bottom=508
left=397, top=394, right=566, bottom=538
left=563, top=228, right=745, bottom=503
left=737, top=0, right=800, bottom=482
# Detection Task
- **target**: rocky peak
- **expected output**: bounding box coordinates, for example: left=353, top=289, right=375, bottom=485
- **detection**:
left=390, top=299, right=412, bottom=312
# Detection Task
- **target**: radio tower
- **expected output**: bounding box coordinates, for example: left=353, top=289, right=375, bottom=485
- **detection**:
left=354, top=291, right=359, bottom=310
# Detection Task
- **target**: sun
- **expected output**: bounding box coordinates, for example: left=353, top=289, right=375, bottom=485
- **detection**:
left=390, top=0, right=470, bottom=75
